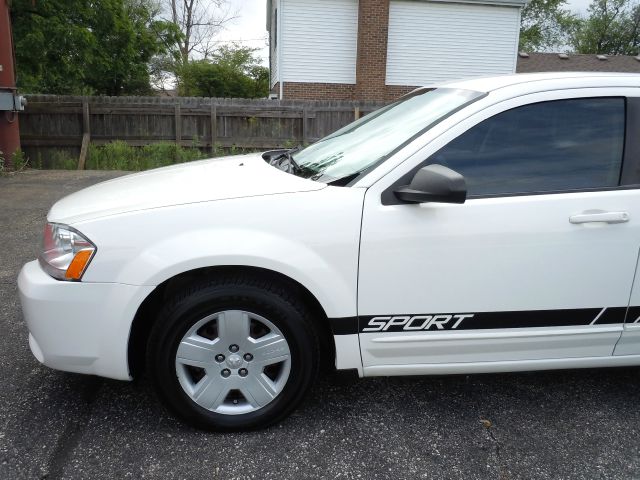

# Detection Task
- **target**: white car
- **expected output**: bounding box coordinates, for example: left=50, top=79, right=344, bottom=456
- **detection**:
left=18, top=72, right=640, bottom=430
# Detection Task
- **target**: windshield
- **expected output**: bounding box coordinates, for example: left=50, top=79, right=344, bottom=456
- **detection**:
left=290, top=88, right=485, bottom=183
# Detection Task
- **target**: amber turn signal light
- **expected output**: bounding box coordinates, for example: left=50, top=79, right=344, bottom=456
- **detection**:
left=65, top=249, right=95, bottom=280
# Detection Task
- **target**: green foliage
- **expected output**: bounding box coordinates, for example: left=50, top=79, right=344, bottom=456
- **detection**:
left=29, top=142, right=273, bottom=170
left=178, top=45, right=270, bottom=98
left=12, top=149, right=28, bottom=171
left=570, top=0, right=640, bottom=54
left=0, top=149, right=28, bottom=172
left=519, top=0, right=577, bottom=51
left=47, top=150, right=79, bottom=169
left=84, top=141, right=208, bottom=170
left=11, top=0, right=182, bottom=95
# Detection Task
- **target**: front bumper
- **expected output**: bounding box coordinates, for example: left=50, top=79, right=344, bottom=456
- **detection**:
left=18, top=261, right=155, bottom=380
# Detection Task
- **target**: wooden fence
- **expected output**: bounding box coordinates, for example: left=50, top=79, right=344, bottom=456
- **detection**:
left=20, top=95, right=387, bottom=168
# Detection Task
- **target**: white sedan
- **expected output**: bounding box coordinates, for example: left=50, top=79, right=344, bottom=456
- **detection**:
left=18, top=72, right=640, bottom=430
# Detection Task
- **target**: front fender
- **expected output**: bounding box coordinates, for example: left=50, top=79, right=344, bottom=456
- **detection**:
left=126, top=228, right=355, bottom=318
left=77, top=189, right=364, bottom=319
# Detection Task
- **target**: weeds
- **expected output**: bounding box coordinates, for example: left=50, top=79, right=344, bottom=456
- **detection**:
left=12, top=149, right=28, bottom=171
left=30, top=141, right=266, bottom=171
left=83, top=141, right=209, bottom=171
left=48, top=150, right=78, bottom=170
left=0, top=148, right=29, bottom=175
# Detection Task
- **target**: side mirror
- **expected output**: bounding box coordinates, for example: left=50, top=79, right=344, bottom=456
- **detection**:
left=394, top=164, right=466, bottom=204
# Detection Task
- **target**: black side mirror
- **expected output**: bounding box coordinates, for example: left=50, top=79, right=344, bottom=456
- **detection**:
left=394, top=164, right=466, bottom=204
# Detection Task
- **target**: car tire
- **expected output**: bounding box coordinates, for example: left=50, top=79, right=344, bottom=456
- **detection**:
left=146, top=275, right=319, bottom=431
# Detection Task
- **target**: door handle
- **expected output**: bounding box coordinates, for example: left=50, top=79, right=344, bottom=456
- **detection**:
left=569, top=211, right=630, bottom=224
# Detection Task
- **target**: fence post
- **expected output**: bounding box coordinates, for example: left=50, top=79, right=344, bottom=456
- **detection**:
left=174, top=102, right=182, bottom=145
left=77, top=100, right=90, bottom=170
left=210, top=103, right=217, bottom=155
left=354, top=106, right=360, bottom=121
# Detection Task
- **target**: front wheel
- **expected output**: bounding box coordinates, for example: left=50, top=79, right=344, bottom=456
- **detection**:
left=146, top=276, right=319, bottom=431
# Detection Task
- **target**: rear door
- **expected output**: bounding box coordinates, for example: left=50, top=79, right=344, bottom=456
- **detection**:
left=358, top=89, right=640, bottom=375
left=612, top=96, right=640, bottom=356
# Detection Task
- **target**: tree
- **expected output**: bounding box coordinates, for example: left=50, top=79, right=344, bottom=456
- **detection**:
left=150, top=0, right=238, bottom=93
left=519, top=0, right=577, bottom=51
left=178, top=44, right=269, bottom=98
left=570, top=0, right=640, bottom=54
left=11, top=0, right=181, bottom=95
left=164, top=0, right=236, bottom=65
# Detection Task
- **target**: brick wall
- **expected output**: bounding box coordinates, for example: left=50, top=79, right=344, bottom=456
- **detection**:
left=276, top=82, right=419, bottom=102
left=276, top=82, right=356, bottom=101
left=385, top=85, right=420, bottom=100
left=355, top=0, right=390, bottom=101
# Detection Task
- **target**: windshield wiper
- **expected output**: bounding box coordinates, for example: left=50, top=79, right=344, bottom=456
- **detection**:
left=265, top=146, right=302, bottom=175
left=324, top=172, right=360, bottom=186
left=283, top=147, right=302, bottom=174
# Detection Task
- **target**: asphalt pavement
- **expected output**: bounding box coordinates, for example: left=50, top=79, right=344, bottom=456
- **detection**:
left=1, top=170, right=640, bottom=480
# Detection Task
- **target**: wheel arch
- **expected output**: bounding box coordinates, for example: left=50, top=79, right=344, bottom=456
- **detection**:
left=128, top=265, right=336, bottom=379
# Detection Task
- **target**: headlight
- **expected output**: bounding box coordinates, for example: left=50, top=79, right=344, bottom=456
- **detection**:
left=38, top=223, right=96, bottom=281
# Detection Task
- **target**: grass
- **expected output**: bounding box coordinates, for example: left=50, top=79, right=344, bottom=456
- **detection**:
left=26, top=141, right=265, bottom=171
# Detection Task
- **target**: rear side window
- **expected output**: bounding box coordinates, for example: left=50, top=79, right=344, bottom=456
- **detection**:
left=427, top=97, right=626, bottom=196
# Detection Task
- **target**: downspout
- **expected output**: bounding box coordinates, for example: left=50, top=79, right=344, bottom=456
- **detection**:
left=268, top=0, right=272, bottom=90
left=513, top=4, right=523, bottom=72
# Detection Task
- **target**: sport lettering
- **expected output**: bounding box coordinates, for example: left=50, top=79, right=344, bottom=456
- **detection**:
left=362, top=314, right=474, bottom=332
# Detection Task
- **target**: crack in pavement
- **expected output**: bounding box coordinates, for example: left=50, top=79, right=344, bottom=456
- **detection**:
left=44, top=377, right=103, bottom=480
left=462, top=377, right=510, bottom=480
left=483, top=422, right=510, bottom=480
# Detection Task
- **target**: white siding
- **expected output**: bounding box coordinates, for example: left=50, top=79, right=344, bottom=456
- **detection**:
left=269, top=0, right=279, bottom=87
left=386, top=0, right=521, bottom=86
left=281, top=0, right=358, bottom=84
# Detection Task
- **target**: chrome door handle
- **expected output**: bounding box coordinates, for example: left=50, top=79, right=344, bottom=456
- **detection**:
left=569, top=211, right=630, bottom=224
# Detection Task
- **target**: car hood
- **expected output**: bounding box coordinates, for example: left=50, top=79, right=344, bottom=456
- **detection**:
left=48, top=153, right=326, bottom=224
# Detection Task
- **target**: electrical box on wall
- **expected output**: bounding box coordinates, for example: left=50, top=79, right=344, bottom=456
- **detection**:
left=0, top=90, right=26, bottom=111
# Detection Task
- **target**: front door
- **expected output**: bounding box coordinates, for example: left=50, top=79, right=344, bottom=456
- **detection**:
left=358, top=92, right=640, bottom=374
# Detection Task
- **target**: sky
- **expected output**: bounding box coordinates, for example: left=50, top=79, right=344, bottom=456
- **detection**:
left=216, top=0, right=594, bottom=66
left=216, top=0, right=270, bottom=65
left=567, top=0, right=591, bottom=14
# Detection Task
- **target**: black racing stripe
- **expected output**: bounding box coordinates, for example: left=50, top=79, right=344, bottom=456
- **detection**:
left=454, top=309, right=601, bottom=330
left=594, top=307, right=628, bottom=325
left=358, top=307, right=621, bottom=333
left=626, top=306, right=640, bottom=324
left=328, top=317, right=358, bottom=335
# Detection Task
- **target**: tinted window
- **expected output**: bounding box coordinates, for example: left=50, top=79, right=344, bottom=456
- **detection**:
left=428, top=98, right=626, bottom=196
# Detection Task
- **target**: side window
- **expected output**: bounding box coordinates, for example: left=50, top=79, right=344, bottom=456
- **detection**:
left=428, top=97, right=626, bottom=196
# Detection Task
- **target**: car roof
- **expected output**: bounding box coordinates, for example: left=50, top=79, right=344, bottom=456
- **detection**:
left=440, top=72, right=640, bottom=93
